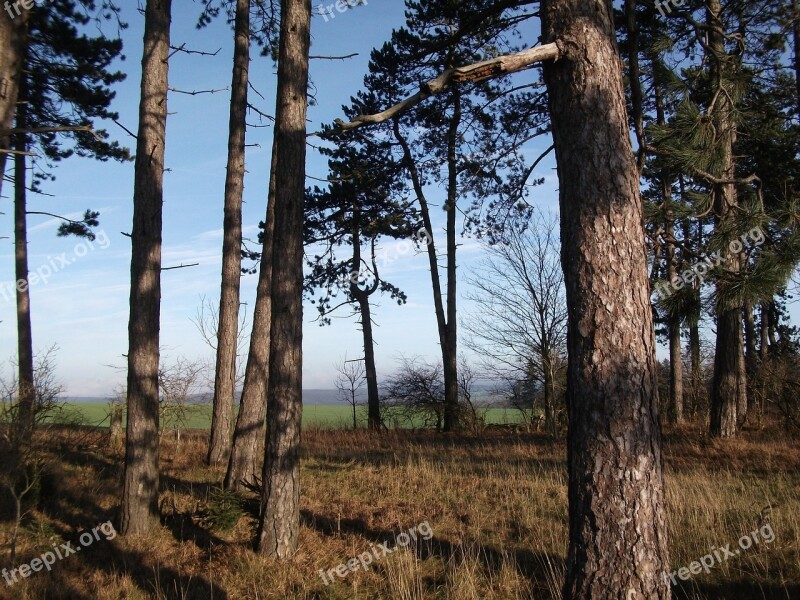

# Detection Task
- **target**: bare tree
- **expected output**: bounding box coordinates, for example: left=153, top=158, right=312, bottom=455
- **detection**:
left=381, top=357, right=446, bottom=432
left=122, top=0, right=171, bottom=536
left=158, top=356, right=208, bottom=448
left=334, top=356, right=366, bottom=429
left=464, top=210, right=567, bottom=436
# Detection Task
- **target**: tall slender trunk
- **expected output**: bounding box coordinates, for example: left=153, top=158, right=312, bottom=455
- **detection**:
left=224, top=138, right=277, bottom=491
left=13, top=82, right=34, bottom=446
left=255, top=0, right=310, bottom=558
left=441, top=88, right=460, bottom=432
left=121, top=0, right=171, bottom=536
left=393, top=122, right=452, bottom=429
left=759, top=302, right=769, bottom=358
left=0, top=9, right=27, bottom=201
left=665, top=213, right=683, bottom=425
left=708, top=0, right=745, bottom=438
left=656, top=83, right=683, bottom=426
left=541, top=0, right=669, bottom=597
left=208, top=0, right=251, bottom=467
left=359, top=294, right=380, bottom=430
left=349, top=226, right=380, bottom=431
left=793, top=0, right=799, bottom=115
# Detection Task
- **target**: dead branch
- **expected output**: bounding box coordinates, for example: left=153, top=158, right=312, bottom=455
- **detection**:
left=314, top=42, right=562, bottom=138
left=309, top=53, right=358, bottom=60
left=0, top=125, right=102, bottom=141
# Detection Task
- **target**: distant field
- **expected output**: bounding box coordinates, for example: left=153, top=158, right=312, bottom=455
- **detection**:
left=60, top=402, right=528, bottom=430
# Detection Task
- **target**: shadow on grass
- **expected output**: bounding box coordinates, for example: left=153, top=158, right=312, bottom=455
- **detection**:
left=300, top=508, right=565, bottom=599
left=21, top=450, right=229, bottom=600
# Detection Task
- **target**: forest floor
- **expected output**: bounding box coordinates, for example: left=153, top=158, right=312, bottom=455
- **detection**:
left=1, top=423, right=798, bottom=599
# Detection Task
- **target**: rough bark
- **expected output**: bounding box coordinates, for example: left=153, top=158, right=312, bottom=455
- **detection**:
left=710, top=310, right=742, bottom=437
left=14, top=94, right=34, bottom=447
left=0, top=9, right=27, bottom=201
left=255, top=0, right=310, bottom=558
left=540, top=0, right=669, bottom=597
left=121, top=0, right=171, bottom=536
left=708, top=0, right=745, bottom=439
left=208, top=0, right=250, bottom=468
left=224, top=137, right=277, bottom=491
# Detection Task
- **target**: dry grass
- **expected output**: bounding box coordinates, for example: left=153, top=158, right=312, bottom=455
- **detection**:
left=0, top=423, right=798, bottom=599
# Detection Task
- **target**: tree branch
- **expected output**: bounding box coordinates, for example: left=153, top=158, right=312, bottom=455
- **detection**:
left=313, top=42, right=562, bottom=138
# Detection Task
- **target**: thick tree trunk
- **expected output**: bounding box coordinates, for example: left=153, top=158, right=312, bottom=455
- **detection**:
left=541, top=0, right=669, bottom=597
left=0, top=9, right=26, bottom=201
left=255, top=0, right=310, bottom=559
left=121, top=0, right=171, bottom=536
left=208, top=0, right=250, bottom=468
left=710, top=310, right=742, bottom=437
left=708, top=0, right=746, bottom=438
left=224, top=138, right=277, bottom=491
left=14, top=99, right=34, bottom=447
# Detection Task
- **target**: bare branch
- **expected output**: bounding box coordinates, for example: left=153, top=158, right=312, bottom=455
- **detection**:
left=169, top=87, right=228, bottom=96
left=168, top=43, right=221, bottom=59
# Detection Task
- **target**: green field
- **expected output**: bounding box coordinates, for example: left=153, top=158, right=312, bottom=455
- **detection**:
left=57, top=402, right=528, bottom=430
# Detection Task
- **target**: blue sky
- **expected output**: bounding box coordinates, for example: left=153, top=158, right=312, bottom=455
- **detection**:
left=0, top=0, right=561, bottom=396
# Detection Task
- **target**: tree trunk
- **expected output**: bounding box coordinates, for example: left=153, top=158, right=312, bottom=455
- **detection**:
left=664, top=189, right=683, bottom=425
left=357, top=293, right=380, bottom=430
left=442, top=87, right=461, bottom=432
left=794, top=0, right=799, bottom=115
left=121, top=0, right=171, bottom=536
left=224, top=138, right=277, bottom=491
left=255, top=0, right=310, bottom=559
left=759, top=302, right=769, bottom=358
left=542, top=350, right=556, bottom=437
left=0, top=9, right=27, bottom=201
left=14, top=91, right=34, bottom=447
left=708, top=0, right=746, bottom=438
left=710, top=310, right=742, bottom=437
left=208, top=0, right=250, bottom=468
left=541, top=0, right=669, bottom=597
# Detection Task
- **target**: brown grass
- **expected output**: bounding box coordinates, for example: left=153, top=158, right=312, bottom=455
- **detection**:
left=0, top=424, right=798, bottom=599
